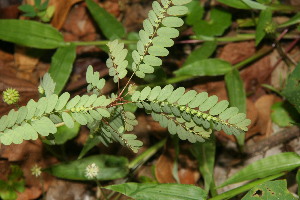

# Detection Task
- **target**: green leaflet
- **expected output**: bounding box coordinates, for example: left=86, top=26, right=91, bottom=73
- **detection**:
left=0, top=19, right=65, bottom=49
left=62, top=112, right=74, bottom=128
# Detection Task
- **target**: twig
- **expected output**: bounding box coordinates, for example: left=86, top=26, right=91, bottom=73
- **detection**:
left=244, top=126, right=300, bottom=155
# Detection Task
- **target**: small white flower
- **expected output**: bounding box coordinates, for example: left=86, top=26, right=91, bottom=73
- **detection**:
left=85, top=163, right=99, bottom=179
left=31, top=164, right=42, bottom=177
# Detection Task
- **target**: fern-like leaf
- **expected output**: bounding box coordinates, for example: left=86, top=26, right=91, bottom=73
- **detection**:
left=131, top=0, right=191, bottom=78
left=106, top=40, right=128, bottom=83
left=131, top=84, right=251, bottom=142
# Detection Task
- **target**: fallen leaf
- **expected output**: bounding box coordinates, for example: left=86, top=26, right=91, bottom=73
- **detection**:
left=50, top=0, right=83, bottom=30
left=155, top=147, right=177, bottom=183
left=218, top=41, right=255, bottom=65
left=14, top=46, right=41, bottom=82
left=253, top=94, right=281, bottom=138
left=61, top=2, right=96, bottom=37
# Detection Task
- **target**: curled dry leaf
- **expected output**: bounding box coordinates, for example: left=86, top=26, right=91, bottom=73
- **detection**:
left=50, top=0, right=84, bottom=29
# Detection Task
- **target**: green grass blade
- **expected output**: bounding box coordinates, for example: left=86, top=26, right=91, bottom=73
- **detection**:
left=0, top=19, right=65, bottom=49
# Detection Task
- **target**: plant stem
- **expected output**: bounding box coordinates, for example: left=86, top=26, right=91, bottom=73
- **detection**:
left=234, top=46, right=273, bottom=70
left=96, top=180, right=108, bottom=200
left=208, top=172, right=285, bottom=200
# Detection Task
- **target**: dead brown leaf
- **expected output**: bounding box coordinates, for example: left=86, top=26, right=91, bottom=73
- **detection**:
left=62, top=3, right=96, bottom=38
left=50, top=0, right=83, bottom=30
left=218, top=41, right=255, bottom=65
left=252, top=94, right=281, bottom=139
left=155, top=147, right=177, bottom=183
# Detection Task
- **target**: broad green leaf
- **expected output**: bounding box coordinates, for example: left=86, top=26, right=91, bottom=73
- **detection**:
left=183, top=41, right=217, bottom=66
left=53, top=122, right=80, bottom=145
left=279, top=13, right=300, bottom=28
left=0, top=19, right=64, bottom=49
left=225, top=68, right=246, bottom=146
left=48, top=44, right=76, bottom=95
left=105, top=182, right=207, bottom=200
left=242, top=180, right=297, bottom=200
left=175, top=58, right=232, bottom=76
left=191, top=135, right=216, bottom=192
left=46, top=155, right=129, bottom=180
left=217, top=0, right=252, bottom=9
left=86, top=0, right=125, bottom=40
left=18, top=4, right=35, bottom=13
left=282, top=64, right=300, bottom=113
left=193, top=9, right=231, bottom=37
left=255, top=9, right=272, bottom=46
left=219, top=152, right=300, bottom=187
left=271, top=101, right=300, bottom=127
left=241, top=0, right=267, bottom=10
left=186, top=0, right=204, bottom=25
